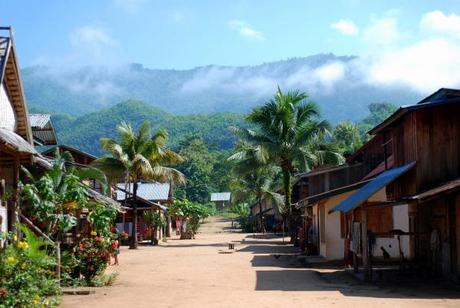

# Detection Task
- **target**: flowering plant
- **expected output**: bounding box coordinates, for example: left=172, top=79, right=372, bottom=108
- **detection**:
left=73, top=236, right=111, bottom=284
left=0, top=225, right=60, bottom=307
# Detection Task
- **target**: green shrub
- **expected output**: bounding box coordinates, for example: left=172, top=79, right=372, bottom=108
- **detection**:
left=0, top=226, right=61, bottom=307
left=73, top=236, right=111, bottom=285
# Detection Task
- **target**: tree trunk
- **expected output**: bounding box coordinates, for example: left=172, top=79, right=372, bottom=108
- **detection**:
left=281, top=167, right=296, bottom=244
left=130, top=182, right=139, bottom=249
left=258, top=197, right=264, bottom=234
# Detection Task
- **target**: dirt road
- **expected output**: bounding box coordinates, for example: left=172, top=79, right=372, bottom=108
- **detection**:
left=63, top=217, right=460, bottom=308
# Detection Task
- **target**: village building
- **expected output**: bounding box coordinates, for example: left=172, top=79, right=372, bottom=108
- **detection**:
left=0, top=27, right=36, bottom=234
left=296, top=88, right=460, bottom=282
left=210, top=192, right=231, bottom=209
left=115, top=181, right=171, bottom=241
left=29, top=113, right=58, bottom=146
left=249, top=197, right=283, bottom=233
left=0, top=27, right=120, bottom=244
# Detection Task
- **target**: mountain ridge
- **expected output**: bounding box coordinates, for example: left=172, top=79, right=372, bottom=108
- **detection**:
left=22, top=53, right=423, bottom=122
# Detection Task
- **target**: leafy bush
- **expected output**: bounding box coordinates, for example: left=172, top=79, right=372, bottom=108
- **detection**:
left=0, top=225, right=60, bottom=307
left=169, top=199, right=211, bottom=239
left=229, top=204, right=255, bottom=232
left=72, top=236, right=111, bottom=284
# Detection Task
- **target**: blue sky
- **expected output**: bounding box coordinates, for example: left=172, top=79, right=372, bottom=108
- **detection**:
left=2, top=0, right=459, bottom=69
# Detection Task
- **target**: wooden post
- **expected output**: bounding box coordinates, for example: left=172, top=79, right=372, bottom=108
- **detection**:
left=361, top=206, right=371, bottom=281
left=352, top=210, right=359, bottom=273
left=11, top=156, right=20, bottom=235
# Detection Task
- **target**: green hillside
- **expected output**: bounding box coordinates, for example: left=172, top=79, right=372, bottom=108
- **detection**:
left=52, top=100, right=250, bottom=156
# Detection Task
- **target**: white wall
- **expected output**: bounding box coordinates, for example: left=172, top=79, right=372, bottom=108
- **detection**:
left=0, top=84, right=16, bottom=131
left=371, top=204, right=412, bottom=259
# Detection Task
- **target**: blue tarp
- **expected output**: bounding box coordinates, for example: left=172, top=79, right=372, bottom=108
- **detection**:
left=329, top=161, right=416, bottom=213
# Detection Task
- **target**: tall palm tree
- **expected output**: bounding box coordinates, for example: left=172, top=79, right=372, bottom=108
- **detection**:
left=229, top=142, right=283, bottom=233
left=232, top=87, right=343, bottom=241
left=93, top=121, right=185, bottom=249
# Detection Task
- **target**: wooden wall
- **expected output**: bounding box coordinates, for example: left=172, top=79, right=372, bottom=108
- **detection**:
left=415, top=104, right=460, bottom=191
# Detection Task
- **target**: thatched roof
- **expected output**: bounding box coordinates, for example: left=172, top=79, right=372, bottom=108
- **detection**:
left=0, top=127, right=37, bottom=154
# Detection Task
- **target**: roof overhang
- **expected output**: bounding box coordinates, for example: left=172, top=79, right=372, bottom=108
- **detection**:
left=0, top=127, right=37, bottom=154
left=329, top=161, right=416, bottom=214
left=369, top=97, right=460, bottom=135
left=405, top=178, right=460, bottom=203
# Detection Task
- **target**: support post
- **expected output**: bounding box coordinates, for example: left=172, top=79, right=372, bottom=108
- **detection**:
left=361, top=206, right=371, bottom=281
left=11, top=156, right=20, bottom=235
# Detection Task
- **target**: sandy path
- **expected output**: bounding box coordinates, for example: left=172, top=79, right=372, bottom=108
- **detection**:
left=63, top=217, right=460, bottom=308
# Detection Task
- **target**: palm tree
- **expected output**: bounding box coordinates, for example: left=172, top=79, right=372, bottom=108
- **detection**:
left=229, top=143, right=283, bottom=233
left=93, top=121, right=185, bottom=249
left=332, top=121, right=363, bottom=155
left=232, top=87, right=343, bottom=242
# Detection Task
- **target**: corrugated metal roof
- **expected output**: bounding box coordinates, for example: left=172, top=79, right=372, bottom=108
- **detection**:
left=329, top=161, right=416, bottom=214
left=211, top=192, right=231, bottom=201
left=29, top=114, right=57, bottom=145
left=116, top=182, right=170, bottom=202
left=29, top=114, right=51, bottom=128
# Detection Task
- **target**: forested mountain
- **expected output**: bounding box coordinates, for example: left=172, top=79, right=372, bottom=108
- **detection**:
left=22, top=54, right=423, bottom=123
left=50, top=100, right=249, bottom=156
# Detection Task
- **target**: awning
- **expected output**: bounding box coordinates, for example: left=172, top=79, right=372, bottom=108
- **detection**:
left=295, top=178, right=371, bottom=209
left=0, top=127, right=36, bottom=154
left=329, top=161, right=416, bottom=214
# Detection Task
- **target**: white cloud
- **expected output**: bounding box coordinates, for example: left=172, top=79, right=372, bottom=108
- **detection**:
left=67, top=25, right=121, bottom=66
left=364, top=38, right=460, bottom=92
left=112, top=0, right=148, bottom=14
left=331, top=19, right=359, bottom=36
left=228, top=20, right=265, bottom=41
left=420, top=10, right=460, bottom=39
left=70, top=26, right=114, bottom=46
left=363, top=16, right=402, bottom=46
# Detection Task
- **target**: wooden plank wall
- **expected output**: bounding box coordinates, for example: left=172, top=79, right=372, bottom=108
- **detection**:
left=415, top=104, right=460, bottom=191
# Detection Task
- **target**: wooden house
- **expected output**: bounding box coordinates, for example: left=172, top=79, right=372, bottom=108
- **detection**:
left=249, top=197, right=283, bottom=233
left=0, top=27, right=36, bottom=233
left=299, top=88, right=460, bottom=280
left=115, top=181, right=171, bottom=241
left=0, top=27, right=121, bottom=245
left=210, top=192, right=231, bottom=209
left=29, top=113, right=57, bottom=146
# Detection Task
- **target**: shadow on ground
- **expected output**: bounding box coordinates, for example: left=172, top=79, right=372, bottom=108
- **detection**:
left=244, top=233, right=460, bottom=300
left=255, top=269, right=460, bottom=299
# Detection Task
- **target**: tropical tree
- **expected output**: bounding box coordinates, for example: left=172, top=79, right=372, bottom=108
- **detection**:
left=93, top=121, right=185, bottom=249
left=21, top=150, right=109, bottom=241
left=333, top=121, right=363, bottom=155
left=229, top=143, right=283, bottom=233
left=232, top=87, right=344, bottom=242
